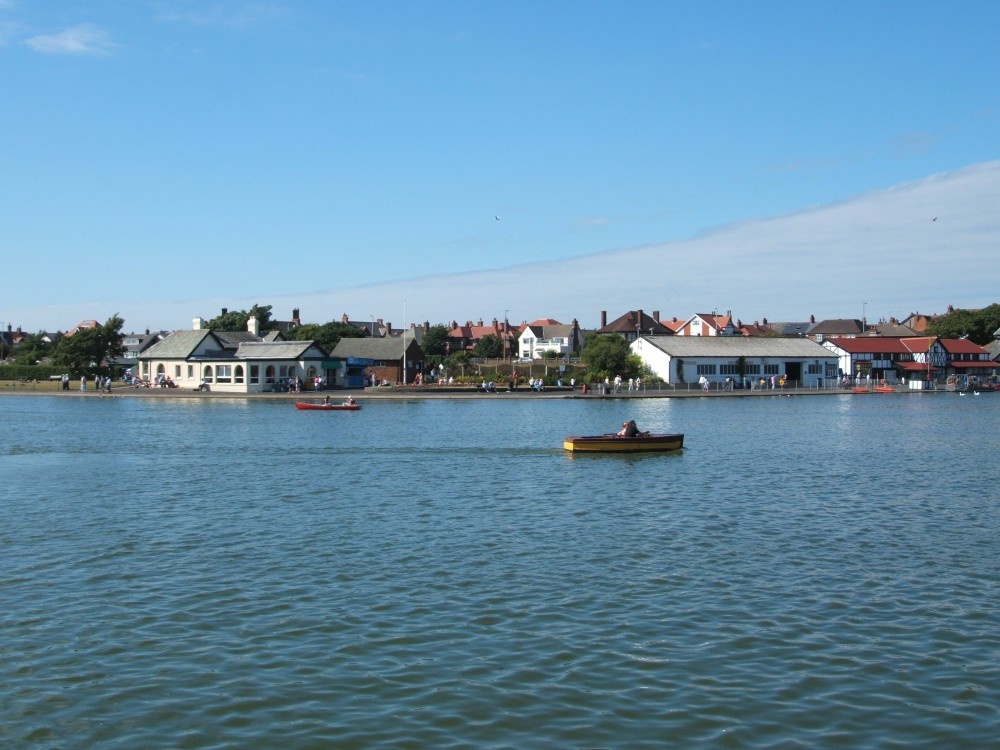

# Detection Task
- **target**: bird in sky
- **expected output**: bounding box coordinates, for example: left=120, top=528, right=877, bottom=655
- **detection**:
left=495, top=215, right=500, bottom=221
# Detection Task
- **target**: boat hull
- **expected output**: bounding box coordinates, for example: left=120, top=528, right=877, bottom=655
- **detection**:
left=295, top=402, right=361, bottom=411
left=563, top=433, right=684, bottom=453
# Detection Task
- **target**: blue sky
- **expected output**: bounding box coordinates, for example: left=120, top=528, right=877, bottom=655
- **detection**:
left=2, top=1, right=999, bottom=332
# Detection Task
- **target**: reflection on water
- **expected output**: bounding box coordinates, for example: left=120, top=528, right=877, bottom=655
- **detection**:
left=1, top=394, right=998, bottom=748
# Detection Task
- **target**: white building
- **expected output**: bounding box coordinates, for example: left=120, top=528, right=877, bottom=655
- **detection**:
left=631, top=335, right=840, bottom=387
left=138, top=319, right=329, bottom=393
left=517, top=319, right=582, bottom=360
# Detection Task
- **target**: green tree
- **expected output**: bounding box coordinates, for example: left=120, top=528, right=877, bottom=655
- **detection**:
left=10, top=331, right=54, bottom=365
left=285, top=321, right=364, bottom=353
left=446, top=350, right=471, bottom=376
left=51, top=315, right=125, bottom=372
left=926, top=303, right=1000, bottom=345
left=206, top=304, right=274, bottom=331
left=420, top=325, right=450, bottom=356
left=582, top=334, right=636, bottom=381
left=472, top=334, right=502, bottom=358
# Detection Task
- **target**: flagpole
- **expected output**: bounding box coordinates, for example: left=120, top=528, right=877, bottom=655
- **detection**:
left=402, top=298, right=407, bottom=385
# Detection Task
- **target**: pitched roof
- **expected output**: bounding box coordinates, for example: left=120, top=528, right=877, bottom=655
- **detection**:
left=332, top=337, right=422, bottom=360
left=823, top=336, right=987, bottom=357
left=215, top=331, right=262, bottom=349
left=939, top=338, right=990, bottom=355
left=65, top=320, right=100, bottom=337
left=234, top=341, right=325, bottom=359
left=767, top=321, right=812, bottom=336
left=692, top=312, right=734, bottom=332
left=807, top=319, right=863, bottom=335
left=448, top=322, right=503, bottom=340
left=140, top=330, right=214, bottom=359
left=523, top=323, right=576, bottom=337
left=640, top=335, right=833, bottom=358
left=825, top=337, right=925, bottom=354
left=738, top=323, right=771, bottom=336
left=864, top=321, right=918, bottom=337
left=600, top=310, right=672, bottom=335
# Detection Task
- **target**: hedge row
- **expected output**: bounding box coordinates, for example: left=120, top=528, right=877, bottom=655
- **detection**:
left=0, top=365, right=92, bottom=380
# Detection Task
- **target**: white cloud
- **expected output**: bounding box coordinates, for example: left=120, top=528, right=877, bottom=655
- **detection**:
left=8, top=161, right=1000, bottom=333
left=26, top=23, right=115, bottom=55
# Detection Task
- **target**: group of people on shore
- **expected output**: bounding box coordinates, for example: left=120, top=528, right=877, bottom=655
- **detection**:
left=72, top=374, right=114, bottom=393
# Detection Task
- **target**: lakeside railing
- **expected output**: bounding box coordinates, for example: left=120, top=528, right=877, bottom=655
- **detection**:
left=579, top=379, right=945, bottom=395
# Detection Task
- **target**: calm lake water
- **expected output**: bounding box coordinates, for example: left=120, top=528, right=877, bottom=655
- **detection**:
left=2, top=392, right=998, bottom=748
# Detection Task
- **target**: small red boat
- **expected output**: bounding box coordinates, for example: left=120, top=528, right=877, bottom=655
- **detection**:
left=295, top=401, right=361, bottom=411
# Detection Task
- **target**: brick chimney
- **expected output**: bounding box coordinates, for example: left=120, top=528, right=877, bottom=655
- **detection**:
left=600, top=310, right=607, bottom=328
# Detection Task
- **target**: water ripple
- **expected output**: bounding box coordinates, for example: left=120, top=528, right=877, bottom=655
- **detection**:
left=1, top=395, right=999, bottom=747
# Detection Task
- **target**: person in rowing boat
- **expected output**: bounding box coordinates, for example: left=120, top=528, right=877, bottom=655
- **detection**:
left=617, top=419, right=639, bottom=437
left=324, top=396, right=331, bottom=405
left=616, top=419, right=651, bottom=438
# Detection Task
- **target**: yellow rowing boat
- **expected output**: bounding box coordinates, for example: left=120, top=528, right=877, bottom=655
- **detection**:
left=562, top=433, right=684, bottom=453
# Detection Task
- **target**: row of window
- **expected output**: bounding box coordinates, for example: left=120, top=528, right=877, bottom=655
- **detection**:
left=153, top=363, right=317, bottom=384
left=697, top=363, right=781, bottom=376
left=694, top=363, right=835, bottom=376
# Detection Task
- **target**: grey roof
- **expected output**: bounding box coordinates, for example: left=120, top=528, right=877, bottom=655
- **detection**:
left=140, top=330, right=213, bottom=359
left=234, top=341, right=325, bottom=360
left=807, top=319, right=863, bottom=335
left=215, top=331, right=262, bottom=349
left=332, top=337, right=422, bottom=360
left=526, top=323, right=576, bottom=338
left=767, top=321, right=812, bottom=336
left=639, top=335, right=836, bottom=358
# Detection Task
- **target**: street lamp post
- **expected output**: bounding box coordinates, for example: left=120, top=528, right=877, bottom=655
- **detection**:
left=504, top=309, right=509, bottom=364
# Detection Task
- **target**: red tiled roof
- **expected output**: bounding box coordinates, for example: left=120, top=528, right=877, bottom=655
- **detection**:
left=826, top=337, right=917, bottom=354
left=941, top=338, right=989, bottom=354
left=949, top=360, right=995, bottom=369
left=527, top=318, right=562, bottom=326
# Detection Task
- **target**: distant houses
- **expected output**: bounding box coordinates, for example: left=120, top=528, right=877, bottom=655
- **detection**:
left=6, top=303, right=998, bottom=390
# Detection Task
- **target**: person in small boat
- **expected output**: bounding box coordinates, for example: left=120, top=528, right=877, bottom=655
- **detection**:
left=617, top=419, right=639, bottom=437
left=324, top=396, right=331, bottom=405
left=346, top=397, right=356, bottom=406
left=616, top=419, right=650, bottom=438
